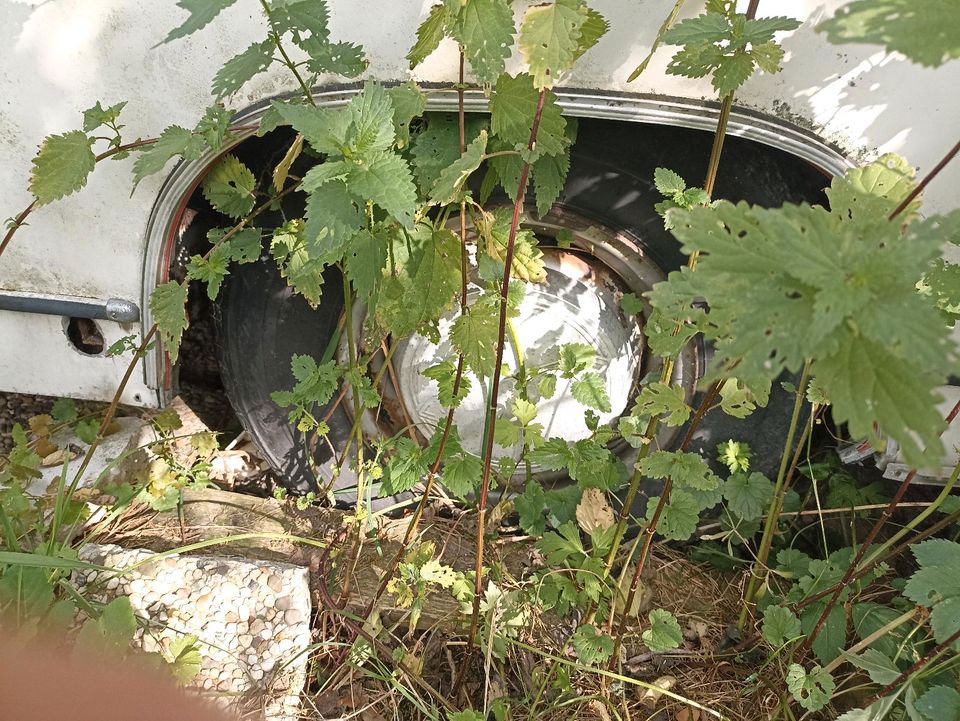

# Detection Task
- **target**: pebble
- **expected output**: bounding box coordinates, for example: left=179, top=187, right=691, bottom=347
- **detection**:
left=73, top=542, right=312, bottom=721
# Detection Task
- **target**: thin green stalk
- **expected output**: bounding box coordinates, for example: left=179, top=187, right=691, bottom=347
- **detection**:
left=738, top=361, right=811, bottom=629
left=259, top=0, right=316, bottom=107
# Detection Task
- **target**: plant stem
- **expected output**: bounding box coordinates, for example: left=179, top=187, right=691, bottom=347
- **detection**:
left=870, top=626, right=960, bottom=702
left=259, top=0, right=316, bottom=107
left=738, top=361, right=812, bottom=629
left=797, top=395, right=960, bottom=657
left=822, top=608, right=917, bottom=675
left=455, top=87, right=547, bottom=692
left=888, top=137, right=960, bottom=220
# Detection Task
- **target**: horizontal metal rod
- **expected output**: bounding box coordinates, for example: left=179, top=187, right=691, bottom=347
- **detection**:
left=0, top=293, right=140, bottom=323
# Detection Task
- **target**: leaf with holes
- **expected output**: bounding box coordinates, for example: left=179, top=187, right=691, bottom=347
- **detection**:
left=448, top=0, right=516, bottom=83
left=786, top=664, right=835, bottom=712
left=572, top=623, right=614, bottom=666
left=212, top=39, right=274, bottom=98
left=631, top=382, right=691, bottom=427
left=29, top=131, right=96, bottom=206
left=201, top=154, right=256, bottom=219
left=518, top=0, right=588, bottom=89
left=344, top=228, right=387, bottom=301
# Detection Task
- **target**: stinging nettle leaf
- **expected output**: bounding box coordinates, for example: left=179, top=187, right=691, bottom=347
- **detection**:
left=451, top=302, right=500, bottom=378
left=150, top=281, right=189, bottom=364
left=212, top=39, right=275, bottom=99
left=571, top=372, right=611, bottom=413
left=407, top=3, right=449, bottom=69
left=132, top=126, right=205, bottom=187
left=490, top=73, right=569, bottom=160
left=29, top=131, right=96, bottom=206
left=82, top=101, right=127, bottom=133
left=429, top=130, right=488, bottom=206
left=161, top=0, right=239, bottom=44
left=448, top=0, right=516, bottom=83
left=201, top=154, right=256, bottom=219
left=518, top=0, right=588, bottom=89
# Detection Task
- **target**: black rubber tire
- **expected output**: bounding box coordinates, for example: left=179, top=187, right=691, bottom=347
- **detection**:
left=214, top=115, right=828, bottom=503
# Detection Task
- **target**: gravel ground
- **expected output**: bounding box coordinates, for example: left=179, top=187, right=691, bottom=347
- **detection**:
left=0, top=392, right=111, bottom=456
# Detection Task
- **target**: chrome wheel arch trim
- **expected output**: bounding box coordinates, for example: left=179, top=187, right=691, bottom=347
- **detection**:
left=141, top=84, right=853, bottom=394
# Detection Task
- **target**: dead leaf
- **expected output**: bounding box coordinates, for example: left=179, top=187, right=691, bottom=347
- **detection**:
left=676, top=707, right=701, bottom=721
left=40, top=448, right=77, bottom=468
left=585, top=699, right=611, bottom=721
left=615, top=565, right=653, bottom=617
left=639, top=675, right=677, bottom=706
left=576, top=487, right=615, bottom=534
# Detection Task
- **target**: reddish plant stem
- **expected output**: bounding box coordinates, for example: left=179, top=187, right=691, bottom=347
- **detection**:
left=607, top=380, right=723, bottom=668
left=454, top=87, right=547, bottom=692
left=793, top=506, right=960, bottom=613
left=888, top=138, right=960, bottom=220
left=798, top=397, right=960, bottom=657
left=870, top=627, right=960, bottom=702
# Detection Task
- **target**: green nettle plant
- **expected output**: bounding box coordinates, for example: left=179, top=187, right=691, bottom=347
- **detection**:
left=2, top=0, right=960, bottom=718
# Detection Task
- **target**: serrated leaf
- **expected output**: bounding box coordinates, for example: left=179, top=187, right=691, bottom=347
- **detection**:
left=387, top=82, right=427, bottom=149
left=451, top=302, right=500, bottom=378
left=558, top=342, right=595, bottom=376
left=166, top=634, right=202, bottom=685
left=515, top=480, right=547, bottom=535
left=741, top=16, right=802, bottom=44
left=723, top=471, right=773, bottom=521
left=270, top=219, right=325, bottom=306
left=299, top=37, right=367, bottom=77
left=162, top=0, right=238, bottom=44
left=344, top=228, right=387, bottom=301
left=490, top=73, right=568, bottom=160
left=818, top=0, right=960, bottom=68
left=477, top=207, right=546, bottom=283
left=410, top=114, right=488, bottom=196
left=82, top=101, right=127, bottom=133
left=786, top=663, right=835, bottom=712
left=29, top=131, right=96, bottom=205
left=212, top=39, right=274, bottom=99
left=132, top=126, right=206, bottom=187
left=407, top=4, right=449, bottom=69
left=842, top=648, right=900, bottom=685
left=654, top=167, right=686, bottom=196
left=268, top=0, right=329, bottom=39
left=423, top=360, right=471, bottom=408
left=347, top=150, right=418, bottom=227
left=762, top=605, right=802, bottom=647
left=429, top=130, right=488, bottom=205
left=150, top=281, right=189, bottom=363
left=441, top=453, right=482, bottom=498
left=571, top=372, right=611, bottom=413
left=272, top=101, right=351, bottom=156
left=712, top=51, right=755, bottom=96
left=646, top=489, right=700, bottom=541
left=915, top=686, right=960, bottom=721
left=631, top=382, right=691, bottom=427
left=826, top=152, right=918, bottom=223
left=571, top=6, right=609, bottom=61
left=572, top=623, right=614, bottom=665
left=532, top=147, right=570, bottom=216
left=346, top=81, right=397, bottom=156
left=51, top=397, right=78, bottom=424
left=449, top=0, right=516, bottom=83
left=663, top=12, right=732, bottom=45
left=202, top=154, right=256, bottom=219
left=640, top=450, right=719, bottom=491
left=186, top=247, right=230, bottom=300
left=752, top=40, right=785, bottom=73
left=904, top=539, right=960, bottom=646
left=383, top=438, right=428, bottom=494
left=518, top=0, right=587, bottom=89
left=303, top=180, right=363, bottom=261
left=642, top=608, right=683, bottom=652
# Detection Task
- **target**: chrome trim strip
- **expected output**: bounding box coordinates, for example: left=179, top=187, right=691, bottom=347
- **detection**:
left=141, top=85, right=853, bottom=394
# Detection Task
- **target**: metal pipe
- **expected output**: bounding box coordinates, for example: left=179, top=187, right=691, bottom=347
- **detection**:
left=0, top=293, right=140, bottom=323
